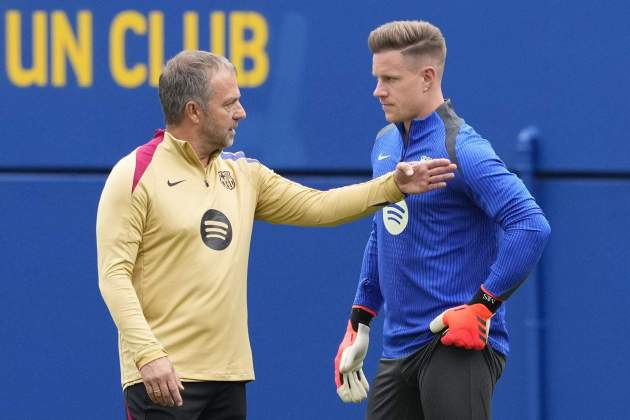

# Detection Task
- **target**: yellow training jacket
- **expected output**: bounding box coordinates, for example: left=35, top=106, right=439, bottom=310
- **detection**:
left=96, top=130, right=403, bottom=388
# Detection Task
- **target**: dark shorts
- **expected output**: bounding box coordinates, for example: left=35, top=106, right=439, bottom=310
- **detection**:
left=125, top=381, right=247, bottom=420
left=367, top=336, right=505, bottom=420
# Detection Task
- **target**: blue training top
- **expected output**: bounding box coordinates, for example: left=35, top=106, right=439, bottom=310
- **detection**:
left=353, top=100, right=551, bottom=358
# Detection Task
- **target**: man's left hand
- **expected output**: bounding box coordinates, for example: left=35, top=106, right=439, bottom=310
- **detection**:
left=394, top=159, right=457, bottom=194
left=429, top=304, right=493, bottom=350
left=429, top=286, right=502, bottom=350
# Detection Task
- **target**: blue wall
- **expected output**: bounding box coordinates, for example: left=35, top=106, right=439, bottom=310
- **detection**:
left=2, top=1, right=629, bottom=419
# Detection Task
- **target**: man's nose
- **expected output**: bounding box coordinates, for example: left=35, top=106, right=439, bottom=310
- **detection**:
left=234, top=103, right=246, bottom=120
left=373, top=81, right=386, bottom=98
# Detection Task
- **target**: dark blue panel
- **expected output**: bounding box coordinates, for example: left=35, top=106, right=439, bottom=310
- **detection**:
left=247, top=184, right=376, bottom=419
left=0, top=175, right=122, bottom=418
left=2, top=1, right=630, bottom=171
left=538, top=180, right=630, bottom=419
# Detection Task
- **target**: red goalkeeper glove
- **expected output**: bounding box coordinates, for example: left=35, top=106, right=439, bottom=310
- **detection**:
left=429, top=286, right=502, bottom=350
left=334, top=306, right=375, bottom=403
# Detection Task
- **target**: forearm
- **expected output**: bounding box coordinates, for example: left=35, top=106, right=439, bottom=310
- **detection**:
left=99, top=274, right=167, bottom=367
left=256, top=172, right=403, bottom=226
left=483, top=213, right=551, bottom=299
left=353, top=225, right=383, bottom=311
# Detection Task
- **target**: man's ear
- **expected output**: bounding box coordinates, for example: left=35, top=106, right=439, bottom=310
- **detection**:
left=421, top=65, right=437, bottom=92
left=422, top=65, right=437, bottom=84
left=184, top=101, right=202, bottom=124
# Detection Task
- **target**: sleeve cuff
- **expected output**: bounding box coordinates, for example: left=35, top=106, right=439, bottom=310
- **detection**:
left=383, top=172, right=404, bottom=203
left=135, top=346, right=169, bottom=370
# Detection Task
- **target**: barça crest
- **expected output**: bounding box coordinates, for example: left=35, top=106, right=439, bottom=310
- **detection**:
left=219, top=171, right=236, bottom=190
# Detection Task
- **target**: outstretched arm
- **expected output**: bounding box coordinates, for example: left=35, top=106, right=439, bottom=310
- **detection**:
left=254, top=159, right=455, bottom=226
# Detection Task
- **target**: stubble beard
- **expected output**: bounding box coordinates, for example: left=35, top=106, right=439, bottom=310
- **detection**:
left=202, top=117, right=234, bottom=151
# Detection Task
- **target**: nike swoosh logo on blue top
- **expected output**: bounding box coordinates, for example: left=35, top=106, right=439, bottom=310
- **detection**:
left=167, top=179, right=186, bottom=187
left=378, top=153, right=391, bottom=161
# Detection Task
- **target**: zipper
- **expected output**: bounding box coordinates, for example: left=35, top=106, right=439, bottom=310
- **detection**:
left=401, top=128, right=409, bottom=162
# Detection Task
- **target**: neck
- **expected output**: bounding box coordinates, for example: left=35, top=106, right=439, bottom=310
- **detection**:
left=166, top=124, right=220, bottom=166
left=403, top=89, right=445, bottom=132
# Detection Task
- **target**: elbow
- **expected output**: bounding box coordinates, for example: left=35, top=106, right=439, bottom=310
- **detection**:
left=533, top=213, right=552, bottom=247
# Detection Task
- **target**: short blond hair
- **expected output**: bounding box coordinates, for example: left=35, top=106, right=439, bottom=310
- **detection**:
left=368, top=21, right=446, bottom=71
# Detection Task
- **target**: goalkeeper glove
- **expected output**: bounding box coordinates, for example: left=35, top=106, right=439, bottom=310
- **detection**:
left=334, top=306, right=374, bottom=403
left=429, top=286, right=502, bottom=350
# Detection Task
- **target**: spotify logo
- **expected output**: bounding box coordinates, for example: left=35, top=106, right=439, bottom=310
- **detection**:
left=200, top=209, right=232, bottom=250
left=383, top=200, right=408, bottom=235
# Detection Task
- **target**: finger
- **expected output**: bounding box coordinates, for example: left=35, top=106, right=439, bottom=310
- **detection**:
left=430, top=312, right=447, bottom=333
left=429, top=173, right=455, bottom=183
left=340, top=375, right=352, bottom=402
left=424, top=158, right=452, bottom=169
left=428, top=166, right=454, bottom=177
left=347, top=371, right=365, bottom=403
left=396, top=162, right=415, bottom=177
left=150, top=385, right=163, bottom=405
left=167, top=377, right=183, bottom=407
left=346, top=372, right=360, bottom=402
left=157, top=380, right=173, bottom=406
left=357, top=369, right=370, bottom=393
left=428, top=165, right=457, bottom=176
left=337, top=382, right=351, bottom=403
left=145, top=382, right=159, bottom=405
left=426, top=182, right=447, bottom=190
left=174, top=370, right=185, bottom=391
left=352, top=372, right=368, bottom=402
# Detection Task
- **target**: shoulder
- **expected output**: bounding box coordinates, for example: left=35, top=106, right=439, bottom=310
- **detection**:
left=105, top=152, right=137, bottom=194
left=129, top=129, right=167, bottom=192
left=220, top=151, right=270, bottom=188
left=220, top=151, right=262, bottom=174
left=104, top=130, right=167, bottom=199
left=220, top=150, right=260, bottom=164
left=375, top=123, right=397, bottom=141
left=455, top=124, right=497, bottom=159
left=371, top=124, right=399, bottom=162
left=453, top=124, right=512, bottom=185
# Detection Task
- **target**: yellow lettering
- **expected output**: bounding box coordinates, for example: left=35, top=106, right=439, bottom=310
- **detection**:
left=109, top=10, right=146, bottom=88
left=183, top=11, right=198, bottom=51
left=230, top=12, right=269, bottom=87
left=5, top=10, right=47, bottom=87
left=210, top=12, right=225, bottom=56
left=148, top=12, right=164, bottom=87
left=51, top=10, right=93, bottom=87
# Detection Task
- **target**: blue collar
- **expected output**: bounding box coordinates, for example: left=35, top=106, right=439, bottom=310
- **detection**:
left=395, top=100, right=454, bottom=142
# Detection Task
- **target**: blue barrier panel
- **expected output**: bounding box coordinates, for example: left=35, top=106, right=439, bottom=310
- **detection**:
left=0, top=175, right=122, bottom=418
left=538, top=179, right=630, bottom=420
left=2, top=1, right=630, bottom=171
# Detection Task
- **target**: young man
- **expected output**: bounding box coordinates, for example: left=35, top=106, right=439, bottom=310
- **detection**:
left=96, top=50, right=456, bottom=420
left=334, top=21, right=551, bottom=419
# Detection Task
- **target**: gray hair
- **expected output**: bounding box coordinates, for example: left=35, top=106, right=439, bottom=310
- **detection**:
left=158, top=50, right=236, bottom=125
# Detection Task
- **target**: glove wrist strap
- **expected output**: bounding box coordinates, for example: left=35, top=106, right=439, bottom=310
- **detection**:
left=469, top=286, right=502, bottom=313
left=350, top=306, right=376, bottom=331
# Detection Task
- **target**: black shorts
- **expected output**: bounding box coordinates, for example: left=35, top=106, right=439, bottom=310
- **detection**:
left=366, top=336, right=505, bottom=420
left=125, top=381, right=246, bottom=420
